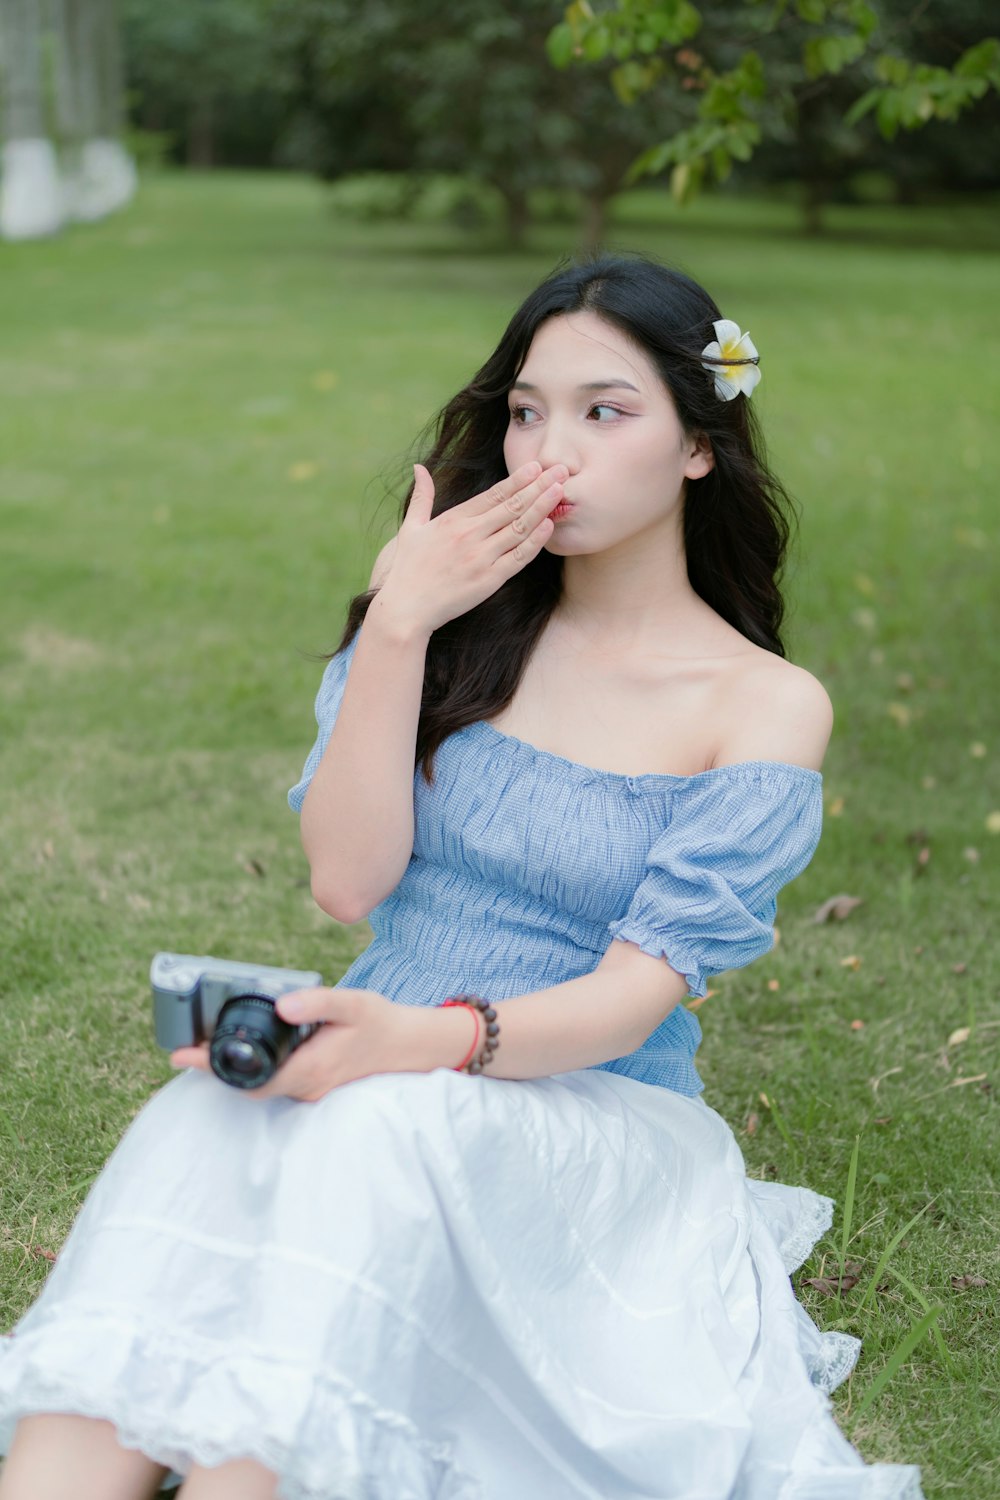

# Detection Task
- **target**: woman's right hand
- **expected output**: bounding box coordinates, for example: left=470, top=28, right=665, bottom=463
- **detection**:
left=373, top=460, right=566, bottom=638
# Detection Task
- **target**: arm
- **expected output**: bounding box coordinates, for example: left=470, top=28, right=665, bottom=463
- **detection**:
left=400, top=937, right=691, bottom=1079
left=298, top=462, right=563, bottom=923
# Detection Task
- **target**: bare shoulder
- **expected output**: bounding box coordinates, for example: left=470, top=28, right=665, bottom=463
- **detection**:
left=712, top=650, right=833, bottom=773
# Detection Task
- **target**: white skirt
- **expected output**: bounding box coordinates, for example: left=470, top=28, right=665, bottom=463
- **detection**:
left=0, top=1065, right=923, bottom=1500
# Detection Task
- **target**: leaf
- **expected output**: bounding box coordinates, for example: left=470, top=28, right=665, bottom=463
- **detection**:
left=812, top=893, right=864, bottom=923
left=950, top=1275, right=987, bottom=1290
left=838, top=1135, right=861, bottom=1301
left=853, top=1305, right=945, bottom=1416
left=30, top=1247, right=57, bottom=1263
left=840, top=954, right=863, bottom=971
left=546, top=22, right=576, bottom=69
left=946, top=1027, right=970, bottom=1048
left=985, top=811, right=1000, bottom=834
left=801, top=1261, right=862, bottom=1297
left=827, top=795, right=845, bottom=817
left=858, top=1200, right=935, bottom=1310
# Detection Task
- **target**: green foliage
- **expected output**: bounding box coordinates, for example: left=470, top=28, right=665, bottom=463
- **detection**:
left=269, top=0, right=685, bottom=240
left=548, top=0, right=1000, bottom=201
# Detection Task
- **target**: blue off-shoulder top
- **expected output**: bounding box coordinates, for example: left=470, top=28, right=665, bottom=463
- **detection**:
left=288, top=634, right=824, bottom=1097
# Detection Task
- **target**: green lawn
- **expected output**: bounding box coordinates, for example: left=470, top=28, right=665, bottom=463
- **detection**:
left=1, top=171, right=997, bottom=1494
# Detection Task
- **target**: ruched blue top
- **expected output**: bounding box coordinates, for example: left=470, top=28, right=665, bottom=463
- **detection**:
left=288, top=634, right=824, bottom=1096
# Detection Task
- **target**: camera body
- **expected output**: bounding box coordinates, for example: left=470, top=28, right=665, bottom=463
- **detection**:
left=151, top=952, right=324, bottom=1090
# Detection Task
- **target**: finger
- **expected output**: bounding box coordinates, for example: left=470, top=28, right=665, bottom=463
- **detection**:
left=403, top=463, right=435, bottom=527
left=479, top=464, right=568, bottom=540
left=459, top=460, right=545, bottom=519
left=487, top=475, right=566, bottom=561
left=170, top=1046, right=211, bottom=1071
left=275, top=986, right=343, bottom=1025
left=492, top=511, right=556, bottom=581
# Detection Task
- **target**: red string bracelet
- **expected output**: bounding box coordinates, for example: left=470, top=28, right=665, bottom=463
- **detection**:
left=440, top=994, right=501, bottom=1074
left=441, top=999, right=482, bottom=1071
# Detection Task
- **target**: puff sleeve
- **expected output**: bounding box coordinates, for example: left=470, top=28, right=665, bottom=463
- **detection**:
left=287, top=632, right=361, bottom=813
left=608, top=764, right=824, bottom=998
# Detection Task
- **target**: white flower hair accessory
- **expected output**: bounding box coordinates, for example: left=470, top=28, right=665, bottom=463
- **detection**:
left=700, top=319, right=761, bottom=401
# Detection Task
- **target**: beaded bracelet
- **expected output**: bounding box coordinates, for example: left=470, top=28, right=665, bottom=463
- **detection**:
left=441, top=994, right=501, bottom=1074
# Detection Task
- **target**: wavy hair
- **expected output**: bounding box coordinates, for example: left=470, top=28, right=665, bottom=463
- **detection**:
left=334, top=252, right=796, bottom=781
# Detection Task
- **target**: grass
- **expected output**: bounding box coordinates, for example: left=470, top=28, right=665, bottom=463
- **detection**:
left=1, top=171, right=998, bottom=1494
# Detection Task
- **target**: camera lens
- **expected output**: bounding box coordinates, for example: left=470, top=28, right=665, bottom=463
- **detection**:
left=209, top=994, right=297, bottom=1089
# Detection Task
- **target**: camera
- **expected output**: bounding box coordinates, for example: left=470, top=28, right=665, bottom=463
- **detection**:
left=151, top=952, right=324, bottom=1090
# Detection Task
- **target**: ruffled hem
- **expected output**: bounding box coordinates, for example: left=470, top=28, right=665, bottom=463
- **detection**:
left=0, top=1316, right=485, bottom=1500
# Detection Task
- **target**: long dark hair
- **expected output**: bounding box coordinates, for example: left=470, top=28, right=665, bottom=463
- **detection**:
left=334, top=252, right=796, bottom=782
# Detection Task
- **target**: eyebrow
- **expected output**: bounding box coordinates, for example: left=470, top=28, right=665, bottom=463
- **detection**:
left=511, top=379, right=641, bottom=394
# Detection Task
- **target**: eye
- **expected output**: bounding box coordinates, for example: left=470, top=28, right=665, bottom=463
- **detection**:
left=588, top=403, right=625, bottom=422
left=509, top=403, right=540, bottom=426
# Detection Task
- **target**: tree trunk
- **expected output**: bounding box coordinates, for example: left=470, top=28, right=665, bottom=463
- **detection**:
left=187, top=93, right=216, bottom=168
left=580, top=192, right=607, bottom=254
left=0, top=0, right=64, bottom=237
left=502, top=186, right=529, bottom=247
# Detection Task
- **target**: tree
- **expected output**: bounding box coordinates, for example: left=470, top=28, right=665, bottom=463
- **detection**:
left=0, top=0, right=135, bottom=240
left=548, top=0, right=1000, bottom=213
left=122, top=0, right=278, bottom=167
left=269, top=0, right=689, bottom=245
left=0, top=0, right=64, bottom=238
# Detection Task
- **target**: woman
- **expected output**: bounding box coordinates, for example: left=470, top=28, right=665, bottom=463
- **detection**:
left=0, top=254, right=924, bottom=1499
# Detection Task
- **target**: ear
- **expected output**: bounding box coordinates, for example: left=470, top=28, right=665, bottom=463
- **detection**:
left=684, top=432, right=714, bottom=481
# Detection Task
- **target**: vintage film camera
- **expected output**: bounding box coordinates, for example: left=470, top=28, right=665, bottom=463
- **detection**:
left=151, top=952, right=323, bottom=1090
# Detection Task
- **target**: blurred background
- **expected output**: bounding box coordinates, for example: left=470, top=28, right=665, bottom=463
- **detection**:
left=1, top=5, right=998, bottom=1491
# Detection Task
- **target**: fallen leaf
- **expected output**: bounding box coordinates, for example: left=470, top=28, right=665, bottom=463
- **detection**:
left=855, top=573, right=876, bottom=596
left=126, top=892, right=152, bottom=912
left=888, top=702, right=912, bottom=728
left=30, top=1247, right=57, bottom=1263
left=914, top=846, right=931, bottom=874
left=921, top=775, right=937, bottom=790
left=242, top=858, right=266, bottom=877
left=287, top=460, right=319, bottom=482
left=963, top=847, right=980, bottom=863
left=311, top=370, right=339, bottom=391
left=874, top=1116, right=892, bottom=1125
left=685, top=987, right=717, bottom=1012
left=850, top=1018, right=865, bottom=1030
left=970, top=742, right=987, bottom=758
left=801, top=1262, right=862, bottom=1297
left=812, top=893, right=864, bottom=924
left=767, top=979, right=781, bottom=992
left=895, top=671, right=914, bottom=691
left=759, top=1092, right=771, bottom=1109
left=854, top=607, right=877, bottom=631
left=745, top=1112, right=759, bottom=1137
left=986, top=812, right=1000, bottom=835
left=827, top=796, right=845, bottom=817
left=840, top=955, right=863, bottom=971
left=947, top=1027, right=971, bottom=1047
left=950, top=1275, right=987, bottom=1291
left=772, top=926, right=781, bottom=947
left=952, top=963, right=967, bottom=977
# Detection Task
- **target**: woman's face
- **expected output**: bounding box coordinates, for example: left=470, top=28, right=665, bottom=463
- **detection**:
left=502, top=311, right=712, bottom=557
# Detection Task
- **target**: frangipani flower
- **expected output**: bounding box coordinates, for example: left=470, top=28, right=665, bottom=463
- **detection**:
left=701, top=319, right=761, bottom=401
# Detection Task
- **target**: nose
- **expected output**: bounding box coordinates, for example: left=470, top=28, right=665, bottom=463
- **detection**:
left=533, top=415, right=580, bottom=480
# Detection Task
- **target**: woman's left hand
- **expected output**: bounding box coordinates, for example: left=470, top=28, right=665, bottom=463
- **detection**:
left=169, top=987, right=419, bottom=1101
